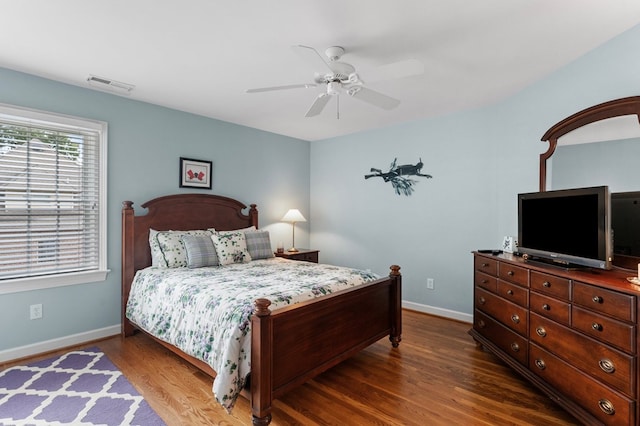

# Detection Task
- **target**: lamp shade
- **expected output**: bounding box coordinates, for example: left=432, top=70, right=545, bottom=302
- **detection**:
left=281, top=209, right=306, bottom=223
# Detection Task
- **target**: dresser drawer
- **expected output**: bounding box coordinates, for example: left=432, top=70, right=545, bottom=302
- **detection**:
left=530, top=313, right=635, bottom=397
left=498, top=263, right=528, bottom=287
left=474, top=256, right=497, bottom=276
left=475, top=271, right=497, bottom=293
left=476, top=287, right=528, bottom=336
left=530, top=343, right=634, bottom=426
left=474, top=310, right=528, bottom=366
left=497, top=279, right=528, bottom=307
left=530, top=271, right=571, bottom=301
left=572, top=307, right=636, bottom=354
left=573, top=281, right=636, bottom=323
left=530, top=291, right=570, bottom=326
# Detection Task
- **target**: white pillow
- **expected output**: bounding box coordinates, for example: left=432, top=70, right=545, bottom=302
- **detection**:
left=149, top=229, right=163, bottom=267
left=211, top=231, right=252, bottom=265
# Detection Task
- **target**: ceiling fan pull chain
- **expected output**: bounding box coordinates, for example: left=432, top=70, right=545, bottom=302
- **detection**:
left=337, top=94, right=340, bottom=120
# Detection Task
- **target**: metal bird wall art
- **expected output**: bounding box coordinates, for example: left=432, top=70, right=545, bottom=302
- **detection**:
left=365, top=157, right=432, bottom=196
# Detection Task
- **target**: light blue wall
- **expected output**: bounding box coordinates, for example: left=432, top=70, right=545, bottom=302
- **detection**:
left=310, top=24, right=640, bottom=317
left=0, top=68, right=310, bottom=352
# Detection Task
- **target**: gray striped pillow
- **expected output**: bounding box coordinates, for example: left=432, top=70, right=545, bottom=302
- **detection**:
left=181, top=234, right=219, bottom=268
left=245, top=230, right=274, bottom=260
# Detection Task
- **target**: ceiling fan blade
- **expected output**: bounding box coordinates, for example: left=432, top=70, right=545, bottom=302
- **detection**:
left=305, top=93, right=331, bottom=117
left=246, top=84, right=316, bottom=93
left=364, top=59, right=424, bottom=82
left=348, top=86, right=400, bottom=110
left=291, top=45, right=334, bottom=74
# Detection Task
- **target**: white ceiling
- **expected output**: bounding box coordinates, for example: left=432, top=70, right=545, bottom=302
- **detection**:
left=2, top=1, right=640, bottom=141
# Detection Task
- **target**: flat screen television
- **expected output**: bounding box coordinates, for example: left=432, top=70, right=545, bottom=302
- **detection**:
left=517, top=186, right=612, bottom=270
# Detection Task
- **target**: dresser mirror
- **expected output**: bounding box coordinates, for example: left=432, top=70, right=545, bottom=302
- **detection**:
left=539, top=96, right=640, bottom=270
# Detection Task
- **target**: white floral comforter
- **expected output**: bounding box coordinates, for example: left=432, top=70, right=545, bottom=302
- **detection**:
left=125, top=257, right=379, bottom=412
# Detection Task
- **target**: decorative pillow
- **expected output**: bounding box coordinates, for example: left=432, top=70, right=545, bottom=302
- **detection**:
left=211, top=231, right=252, bottom=265
left=181, top=234, right=219, bottom=268
left=156, top=229, right=214, bottom=268
left=245, top=230, right=274, bottom=260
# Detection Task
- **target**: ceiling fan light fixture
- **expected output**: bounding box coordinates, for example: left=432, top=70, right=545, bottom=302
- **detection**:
left=327, top=80, right=341, bottom=95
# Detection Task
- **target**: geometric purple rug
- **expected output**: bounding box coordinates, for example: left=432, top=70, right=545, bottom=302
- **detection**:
left=0, top=347, right=166, bottom=426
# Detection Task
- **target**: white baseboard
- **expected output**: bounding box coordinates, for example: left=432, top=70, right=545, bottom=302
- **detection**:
left=0, top=324, right=120, bottom=363
left=403, top=301, right=472, bottom=323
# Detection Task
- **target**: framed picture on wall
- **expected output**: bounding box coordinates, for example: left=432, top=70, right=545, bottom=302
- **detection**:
left=179, top=157, right=212, bottom=189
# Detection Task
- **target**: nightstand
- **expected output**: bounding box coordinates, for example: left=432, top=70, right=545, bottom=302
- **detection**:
left=274, top=249, right=319, bottom=263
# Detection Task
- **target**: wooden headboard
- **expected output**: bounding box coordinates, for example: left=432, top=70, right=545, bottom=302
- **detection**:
left=121, top=193, right=258, bottom=335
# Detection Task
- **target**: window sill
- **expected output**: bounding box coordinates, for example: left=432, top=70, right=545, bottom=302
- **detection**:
left=0, top=270, right=110, bottom=295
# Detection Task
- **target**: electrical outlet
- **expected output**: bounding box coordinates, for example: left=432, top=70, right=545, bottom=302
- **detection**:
left=30, top=304, right=43, bottom=320
left=427, top=278, right=435, bottom=290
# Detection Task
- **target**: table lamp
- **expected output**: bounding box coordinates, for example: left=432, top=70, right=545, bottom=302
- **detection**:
left=281, top=209, right=306, bottom=252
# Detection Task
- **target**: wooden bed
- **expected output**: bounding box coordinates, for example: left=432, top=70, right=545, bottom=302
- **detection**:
left=121, top=193, right=402, bottom=425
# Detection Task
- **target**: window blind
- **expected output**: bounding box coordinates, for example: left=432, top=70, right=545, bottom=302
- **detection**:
left=0, top=113, right=103, bottom=281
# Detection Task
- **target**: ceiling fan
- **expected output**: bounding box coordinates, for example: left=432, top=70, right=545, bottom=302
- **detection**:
left=246, top=45, right=424, bottom=118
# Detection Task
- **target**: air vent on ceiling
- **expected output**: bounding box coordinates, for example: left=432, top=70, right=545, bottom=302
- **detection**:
left=87, top=74, right=135, bottom=95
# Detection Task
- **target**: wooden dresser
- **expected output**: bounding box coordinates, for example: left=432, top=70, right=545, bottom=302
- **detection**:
left=470, top=252, right=639, bottom=425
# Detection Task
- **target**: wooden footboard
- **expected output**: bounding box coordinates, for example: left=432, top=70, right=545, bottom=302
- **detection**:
left=250, top=266, right=401, bottom=425
left=121, top=194, right=402, bottom=425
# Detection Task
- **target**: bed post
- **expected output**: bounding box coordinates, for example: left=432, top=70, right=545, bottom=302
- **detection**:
left=389, top=264, right=402, bottom=347
left=251, top=298, right=273, bottom=426
left=121, top=201, right=136, bottom=337
left=249, top=204, right=259, bottom=228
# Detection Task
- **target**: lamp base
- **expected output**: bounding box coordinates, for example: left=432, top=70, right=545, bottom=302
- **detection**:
left=287, top=247, right=300, bottom=253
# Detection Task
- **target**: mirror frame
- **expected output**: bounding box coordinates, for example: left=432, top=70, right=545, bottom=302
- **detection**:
left=539, top=96, right=640, bottom=192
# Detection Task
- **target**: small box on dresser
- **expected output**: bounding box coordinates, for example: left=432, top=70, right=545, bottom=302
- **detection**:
left=470, top=251, right=640, bottom=426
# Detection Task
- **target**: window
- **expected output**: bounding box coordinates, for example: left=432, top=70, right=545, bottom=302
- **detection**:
left=0, top=104, right=108, bottom=294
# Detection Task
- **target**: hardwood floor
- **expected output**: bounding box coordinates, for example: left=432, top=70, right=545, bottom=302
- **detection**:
left=2, top=310, right=581, bottom=425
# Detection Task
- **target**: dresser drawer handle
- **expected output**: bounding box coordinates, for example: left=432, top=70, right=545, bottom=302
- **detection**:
left=542, top=281, right=551, bottom=288
left=507, top=270, right=514, bottom=276
left=481, top=279, right=489, bottom=284
left=534, top=359, right=546, bottom=370
left=477, top=319, right=486, bottom=329
left=599, top=358, right=616, bottom=374
left=506, top=289, right=514, bottom=295
left=535, top=326, right=547, bottom=337
left=598, top=399, right=616, bottom=416
left=482, top=263, right=489, bottom=268
left=592, top=295, right=603, bottom=304
left=510, top=342, right=520, bottom=352
left=592, top=322, right=603, bottom=332
left=479, top=296, right=486, bottom=305
left=542, top=304, right=550, bottom=311
left=511, top=314, right=520, bottom=324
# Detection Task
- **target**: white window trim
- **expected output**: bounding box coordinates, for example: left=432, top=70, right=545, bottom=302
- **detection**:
left=0, top=103, right=109, bottom=295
